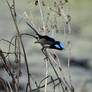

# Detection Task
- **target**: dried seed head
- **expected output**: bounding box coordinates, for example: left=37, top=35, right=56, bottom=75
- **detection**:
left=35, top=0, right=38, bottom=6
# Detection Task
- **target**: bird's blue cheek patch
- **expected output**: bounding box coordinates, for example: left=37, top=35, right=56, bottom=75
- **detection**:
left=59, top=41, right=64, bottom=48
left=55, top=44, right=60, bottom=49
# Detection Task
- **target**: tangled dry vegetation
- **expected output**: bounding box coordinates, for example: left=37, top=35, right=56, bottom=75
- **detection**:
left=0, top=0, right=74, bottom=92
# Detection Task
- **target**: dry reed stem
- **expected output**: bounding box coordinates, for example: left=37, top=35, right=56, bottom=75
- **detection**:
left=5, top=0, right=32, bottom=91
left=38, top=0, right=46, bottom=33
left=0, top=76, right=9, bottom=92
left=61, top=9, right=74, bottom=91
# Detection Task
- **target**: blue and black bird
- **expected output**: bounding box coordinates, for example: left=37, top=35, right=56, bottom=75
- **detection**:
left=26, top=22, right=64, bottom=50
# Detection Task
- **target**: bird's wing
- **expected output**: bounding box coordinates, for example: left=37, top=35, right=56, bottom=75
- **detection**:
left=43, top=36, right=56, bottom=42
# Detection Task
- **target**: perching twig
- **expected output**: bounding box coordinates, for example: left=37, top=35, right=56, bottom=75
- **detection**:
left=41, top=49, right=68, bottom=92
left=44, top=58, right=48, bottom=92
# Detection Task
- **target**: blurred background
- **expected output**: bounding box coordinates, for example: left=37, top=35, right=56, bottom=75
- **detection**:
left=0, top=0, right=92, bottom=92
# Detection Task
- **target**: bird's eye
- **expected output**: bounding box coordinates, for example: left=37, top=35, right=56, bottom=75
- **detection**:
left=55, top=44, right=60, bottom=48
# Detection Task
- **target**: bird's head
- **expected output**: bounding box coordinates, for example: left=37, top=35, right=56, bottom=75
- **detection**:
left=54, top=41, right=64, bottom=50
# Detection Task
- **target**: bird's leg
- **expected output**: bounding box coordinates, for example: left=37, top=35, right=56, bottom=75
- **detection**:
left=41, top=47, right=48, bottom=60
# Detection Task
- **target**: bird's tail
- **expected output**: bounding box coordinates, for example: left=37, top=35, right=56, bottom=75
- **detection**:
left=26, top=22, right=40, bottom=36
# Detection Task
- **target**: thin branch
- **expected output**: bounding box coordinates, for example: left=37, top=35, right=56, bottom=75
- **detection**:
left=42, top=49, right=67, bottom=92
left=44, top=59, right=48, bottom=92
left=0, top=49, right=15, bottom=83
left=0, top=39, right=15, bottom=46
left=32, top=78, right=59, bottom=91
left=38, top=0, right=46, bottom=34
left=5, top=0, right=32, bottom=91
left=7, top=81, right=13, bottom=92
left=20, top=33, right=38, bottom=39
left=0, top=76, right=9, bottom=92
left=61, top=9, right=74, bottom=92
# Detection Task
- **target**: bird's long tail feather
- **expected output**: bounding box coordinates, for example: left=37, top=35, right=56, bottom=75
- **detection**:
left=26, top=22, right=40, bottom=36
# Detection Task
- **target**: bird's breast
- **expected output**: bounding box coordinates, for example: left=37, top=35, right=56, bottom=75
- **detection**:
left=36, top=38, right=54, bottom=46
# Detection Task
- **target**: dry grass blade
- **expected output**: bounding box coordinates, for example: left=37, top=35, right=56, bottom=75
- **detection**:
left=0, top=77, right=9, bottom=92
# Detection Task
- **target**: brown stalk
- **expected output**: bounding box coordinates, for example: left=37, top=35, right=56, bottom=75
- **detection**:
left=0, top=49, right=15, bottom=83
left=32, top=78, right=59, bottom=91
left=5, top=0, right=32, bottom=92
left=0, top=76, right=9, bottom=92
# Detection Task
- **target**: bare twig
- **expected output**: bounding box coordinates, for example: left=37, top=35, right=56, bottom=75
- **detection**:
left=32, top=78, right=60, bottom=91
left=42, top=49, right=68, bottom=92
left=0, top=76, right=9, bottom=92
left=20, top=33, right=37, bottom=39
left=44, top=58, right=48, bottom=92
left=0, top=49, right=15, bottom=83
left=5, top=0, right=32, bottom=91
left=38, top=0, right=46, bottom=34
left=61, top=8, right=74, bottom=92
left=0, top=39, right=15, bottom=46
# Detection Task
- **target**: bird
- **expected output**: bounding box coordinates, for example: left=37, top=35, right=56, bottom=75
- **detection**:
left=26, top=22, right=64, bottom=50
